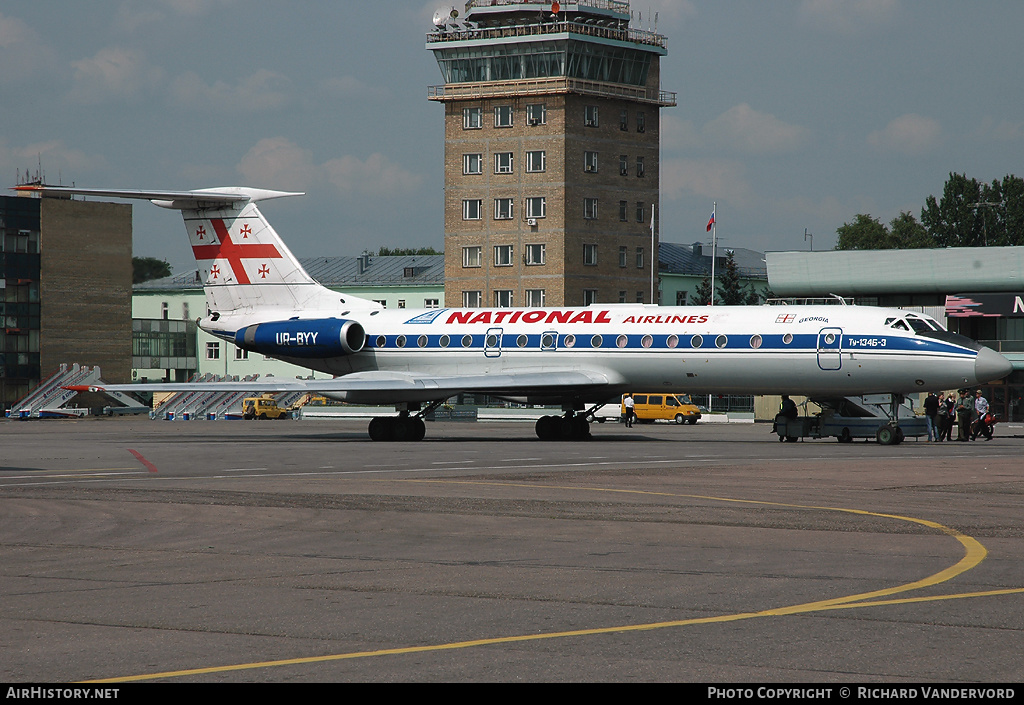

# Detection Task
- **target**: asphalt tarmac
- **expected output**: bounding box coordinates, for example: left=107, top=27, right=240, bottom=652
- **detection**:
left=2, top=416, right=1022, bottom=683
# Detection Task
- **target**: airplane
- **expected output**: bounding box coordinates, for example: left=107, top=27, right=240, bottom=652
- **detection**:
left=16, top=185, right=1013, bottom=444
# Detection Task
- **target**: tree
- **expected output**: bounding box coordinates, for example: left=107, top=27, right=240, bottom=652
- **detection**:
left=693, top=275, right=713, bottom=306
left=132, top=257, right=171, bottom=284
left=716, top=250, right=747, bottom=305
left=888, top=211, right=932, bottom=249
left=374, top=246, right=442, bottom=256
left=921, top=172, right=985, bottom=247
left=835, top=214, right=891, bottom=250
left=835, top=212, right=933, bottom=250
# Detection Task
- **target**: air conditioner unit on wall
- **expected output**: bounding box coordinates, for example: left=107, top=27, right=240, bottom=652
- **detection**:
left=527, top=218, right=537, bottom=226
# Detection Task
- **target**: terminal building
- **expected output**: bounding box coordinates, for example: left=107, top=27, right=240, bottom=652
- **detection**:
left=427, top=0, right=675, bottom=308
left=768, top=247, right=1024, bottom=422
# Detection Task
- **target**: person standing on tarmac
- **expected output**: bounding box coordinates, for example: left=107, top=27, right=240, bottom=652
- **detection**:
left=923, top=391, right=939, bottom=442
left=955, top=389, right=974, bottom=442
left=623, top=394, right=635, bottom=428
left=973, top=389, right=991, bottom=440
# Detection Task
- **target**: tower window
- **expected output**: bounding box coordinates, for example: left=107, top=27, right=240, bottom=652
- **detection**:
left=495, top=105, right=513, bottom=127
left=463, top=153, right=482, bottom=175
left=526, top=150, right=546, bottom=173
left=463, top=107, right=482, bottom=129
left=526, top=103, right=546, bottom=125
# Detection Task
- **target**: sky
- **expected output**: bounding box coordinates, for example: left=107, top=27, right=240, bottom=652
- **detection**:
left=3, top=0, right=1023, bottom=274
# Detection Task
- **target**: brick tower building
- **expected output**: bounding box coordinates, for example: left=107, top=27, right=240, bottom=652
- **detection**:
left=427, top=0, right=674, bottom=308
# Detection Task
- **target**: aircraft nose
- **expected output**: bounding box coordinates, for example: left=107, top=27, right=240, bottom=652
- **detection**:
left=975, top=346, right=1013, bottom=383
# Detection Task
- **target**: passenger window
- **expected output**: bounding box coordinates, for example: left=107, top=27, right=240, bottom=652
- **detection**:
left=649, top=396, right=663, bottom=405
left=634, top=395, right=648, bottom=404
left=667, top=397, right=678, bottom=407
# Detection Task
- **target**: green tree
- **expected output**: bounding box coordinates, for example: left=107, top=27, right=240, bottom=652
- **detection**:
left=716, top=250, right=747, bottom=305
left=693, top=275, right=713, bottom=306
left=835, top=214, right=891, bottom=250
left=888, top=211, right=932, bottom=248
left=920, top=172, right=985, bottom=247
left=374, top=246, right=442, bottom=256
left=132, top=256, right=171, bottom=284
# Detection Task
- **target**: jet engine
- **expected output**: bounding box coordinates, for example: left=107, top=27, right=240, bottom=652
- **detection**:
left=234, top=318, right=366, bottom=359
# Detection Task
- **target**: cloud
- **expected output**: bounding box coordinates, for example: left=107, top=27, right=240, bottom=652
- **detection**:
left=661, top=114, right=703, bottom=152
left=169, top=69, right=291, bottom=112
left=236, top=137, right=423, bottom=198
left=324, top=153, right=424, bottom=196
left=797, top=0, right=900, bottom=34
left=113, top=0, right=239, bottom=31
left=661, top=158, right=752, bottom=205
left=319, top=75, right=391, bottom=102
left=972, top=116, right=1024, bottom=143
left=702, top=104, right=811, bottom=155
left=0, top=11, right=59, bottom=83
left=69, top=47, right=162, bottom=103
left=236, top=137, right=317, bottom=192
left=0, top=138, right=101, bottom=182
left=867, top=113, right=942, bottom=155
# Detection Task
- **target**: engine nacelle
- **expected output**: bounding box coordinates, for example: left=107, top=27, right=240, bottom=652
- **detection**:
left=235, top=318, right=366, bottom=359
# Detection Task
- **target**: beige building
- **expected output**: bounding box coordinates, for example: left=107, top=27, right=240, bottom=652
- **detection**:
left=427, top=0, right=675, bottom=307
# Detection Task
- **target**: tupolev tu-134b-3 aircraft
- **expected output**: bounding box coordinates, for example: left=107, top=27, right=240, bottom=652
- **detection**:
left=19, top=185, right=1012, bottom=443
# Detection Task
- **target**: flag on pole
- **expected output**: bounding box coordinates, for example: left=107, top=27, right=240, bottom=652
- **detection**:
left=706, top=212, right=716, bottom=232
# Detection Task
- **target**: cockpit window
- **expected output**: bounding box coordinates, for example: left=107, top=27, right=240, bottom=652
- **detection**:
left=906, top=318, right=933, bottom=333
left=889, top=319, right=910, bottom=331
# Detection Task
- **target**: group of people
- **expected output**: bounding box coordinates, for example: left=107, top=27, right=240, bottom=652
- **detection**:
left=923, top=389, right=994, bottom=442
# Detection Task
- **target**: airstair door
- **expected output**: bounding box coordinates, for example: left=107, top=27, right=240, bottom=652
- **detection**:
left=817, top=327, right=843, bottom=370
left=484, top=327, right=503, bottom=358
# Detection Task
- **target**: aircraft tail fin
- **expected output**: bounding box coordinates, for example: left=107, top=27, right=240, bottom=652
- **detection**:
left=12, top=186, right=380, bottom=324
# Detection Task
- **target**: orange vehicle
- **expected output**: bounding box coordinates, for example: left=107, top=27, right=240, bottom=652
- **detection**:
left=621, top=393, right=702, bottom=425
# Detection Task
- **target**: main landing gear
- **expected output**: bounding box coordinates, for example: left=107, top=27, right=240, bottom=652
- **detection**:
left=534, top=403, right=606, bottom=441
left=367, top=399, right=448, bottom=442
left=368, top=412, right=426, bottom=442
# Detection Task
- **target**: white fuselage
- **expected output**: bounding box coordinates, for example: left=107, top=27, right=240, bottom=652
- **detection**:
left=210, top=303, right=993, bottom=403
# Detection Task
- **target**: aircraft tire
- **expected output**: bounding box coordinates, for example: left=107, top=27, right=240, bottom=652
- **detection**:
left=535, top=415, right=557, bottom=441
left=571, top=415, right=591, bottom=440
left=368, top=417, right=392, bottom=442
left=392, top=419, right=411, bottom=442
left=876, top=424, right=896, bottom=445
left=410, top=417, right=426, bottom=442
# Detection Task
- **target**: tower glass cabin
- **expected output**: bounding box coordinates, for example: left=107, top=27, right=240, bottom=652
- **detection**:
left=427, top=0, right=675, bottom=308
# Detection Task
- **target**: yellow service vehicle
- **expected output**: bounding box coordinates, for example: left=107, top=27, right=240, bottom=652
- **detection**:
left=242, top=394, right=290, bottom=420
left=622, top=393, right=702, bottom=425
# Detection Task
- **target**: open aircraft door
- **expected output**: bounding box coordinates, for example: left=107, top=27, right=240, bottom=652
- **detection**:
left=817, top=327, right=843, bottom=370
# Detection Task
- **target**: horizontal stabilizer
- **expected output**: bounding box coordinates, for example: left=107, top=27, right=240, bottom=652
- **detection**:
left=11, top=185, right=303, bottom=210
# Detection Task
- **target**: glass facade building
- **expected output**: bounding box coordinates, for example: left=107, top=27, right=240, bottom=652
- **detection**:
left=0, top=196, right=42, bottom=408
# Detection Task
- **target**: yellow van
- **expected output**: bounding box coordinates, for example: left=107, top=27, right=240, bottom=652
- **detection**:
left=622, top=393, right=702, bottom=425
left=242, top=394, right=289, bottom=420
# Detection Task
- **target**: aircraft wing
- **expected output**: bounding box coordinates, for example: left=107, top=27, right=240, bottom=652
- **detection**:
left=69, top=369, right=621, bottom=404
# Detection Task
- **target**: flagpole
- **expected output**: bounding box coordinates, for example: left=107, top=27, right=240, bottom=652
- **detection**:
left=650, top=203, right=656, bottom=304
left=709, top=201, right=717, bottom=306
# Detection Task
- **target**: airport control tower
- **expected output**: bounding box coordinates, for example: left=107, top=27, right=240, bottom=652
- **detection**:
left=427, top=0, right=675, bottom=307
